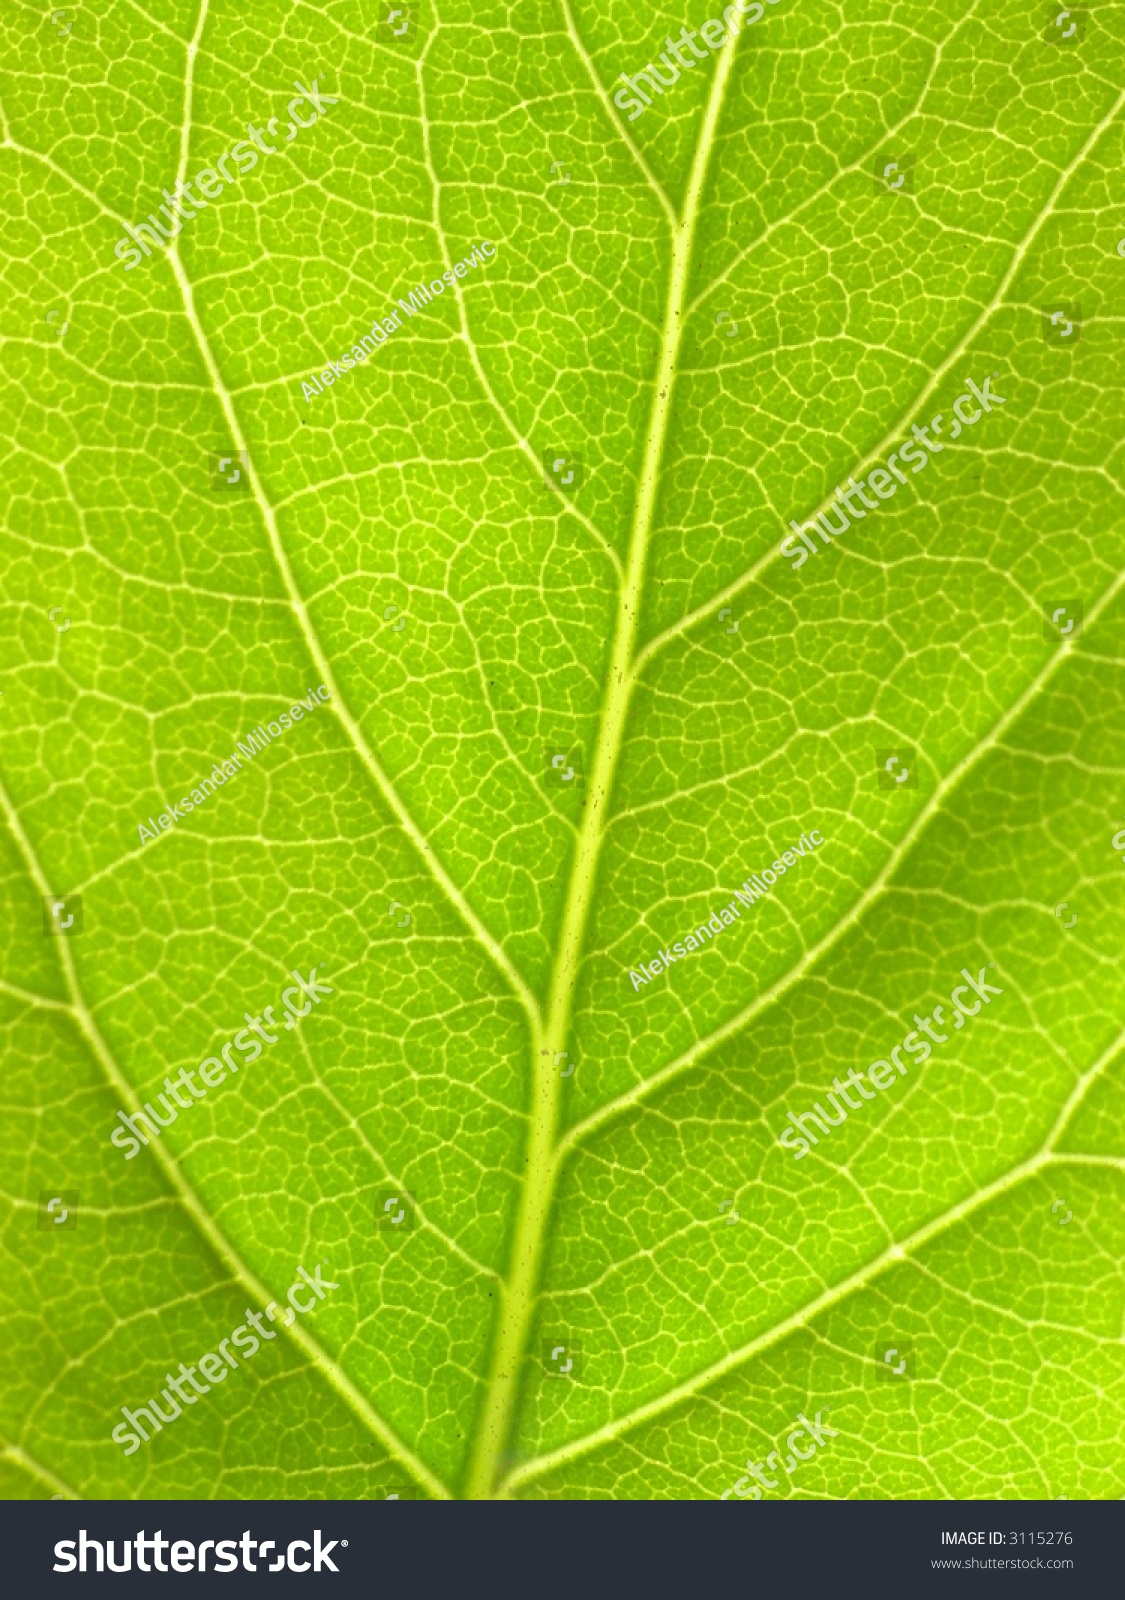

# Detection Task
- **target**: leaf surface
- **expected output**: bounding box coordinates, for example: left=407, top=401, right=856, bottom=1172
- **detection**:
left=2, top=0, right=1123, bottom=1500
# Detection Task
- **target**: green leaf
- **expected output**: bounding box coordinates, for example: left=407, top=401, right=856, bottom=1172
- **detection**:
left=3, top=0, right=1123, bottom=1502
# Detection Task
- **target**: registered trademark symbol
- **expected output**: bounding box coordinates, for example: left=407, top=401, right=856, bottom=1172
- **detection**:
left=341, top=1540, right=348, bottom=1546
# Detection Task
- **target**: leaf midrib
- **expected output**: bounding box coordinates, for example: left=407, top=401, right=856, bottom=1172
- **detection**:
left=462, top=11, right=746, bottom=1500
left=11, top=0, right=1117, bottom=1504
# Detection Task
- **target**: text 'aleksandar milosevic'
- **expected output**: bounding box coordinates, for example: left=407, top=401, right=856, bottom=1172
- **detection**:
left=628, top=828, right=825, bottom=990
left=135, top=686, right=331, bottom=844
left=778, top=964, right=1004, bottom=1158
left=109, top=966, right=333, bottom=1159
left=299, top=239, right=497, bottom=404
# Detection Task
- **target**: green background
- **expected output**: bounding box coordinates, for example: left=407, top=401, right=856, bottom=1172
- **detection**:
left=1, top=0, right=1122, bottom=1499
